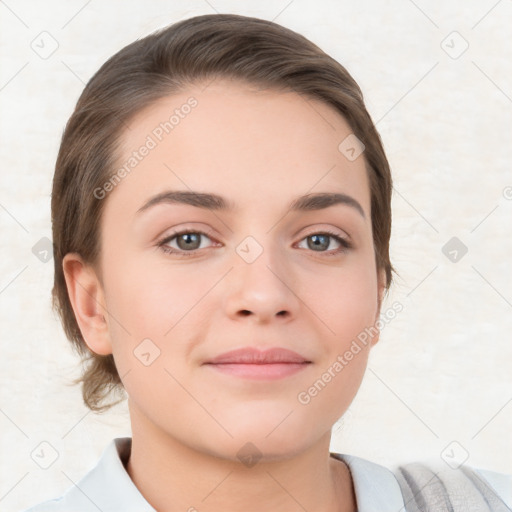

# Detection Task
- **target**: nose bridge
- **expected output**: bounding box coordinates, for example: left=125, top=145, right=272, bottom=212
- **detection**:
left=225, top=230, right=298, bottom=320
left=236, top=231, right=287, bottom=290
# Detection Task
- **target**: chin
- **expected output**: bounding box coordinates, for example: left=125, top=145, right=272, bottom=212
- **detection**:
left=217, top=417, right=320, bottom=462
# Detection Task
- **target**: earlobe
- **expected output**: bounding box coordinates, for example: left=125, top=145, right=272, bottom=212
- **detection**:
left=62, top=253, right=112, bottom=356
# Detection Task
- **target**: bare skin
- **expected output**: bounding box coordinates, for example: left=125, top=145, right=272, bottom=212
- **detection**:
left=63, top=77, right=386, bottom=512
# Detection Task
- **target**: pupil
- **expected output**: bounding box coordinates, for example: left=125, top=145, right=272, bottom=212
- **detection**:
left=310, top=234, right=328, bottom=251
left=179, top=233, right=200, bottom=250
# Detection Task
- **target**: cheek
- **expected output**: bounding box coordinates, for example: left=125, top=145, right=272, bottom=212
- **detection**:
left=304, top=258, right=379, bottom=337
left=105, top=252, right=203, bottom=335
left=295, top=332, right=371, bottom=430
left=103, top=256, right=213, bottom=389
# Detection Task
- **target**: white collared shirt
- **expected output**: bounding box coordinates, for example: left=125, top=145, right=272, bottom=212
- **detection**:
left=22, top=437, right=511, bottom=512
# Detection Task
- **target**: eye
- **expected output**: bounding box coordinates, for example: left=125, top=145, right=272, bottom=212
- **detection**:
left=157, top=228, right=352, bottom=258
left=296, top=230, right=352, bottom=256
left=157, top=229, right=218, bottom=257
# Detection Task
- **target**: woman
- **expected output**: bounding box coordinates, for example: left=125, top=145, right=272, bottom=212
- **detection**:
left=23, top=13, right=510, bottom=512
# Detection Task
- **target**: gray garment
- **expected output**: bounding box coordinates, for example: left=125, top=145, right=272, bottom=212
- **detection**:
left=395, top=462, right=512, bottom=512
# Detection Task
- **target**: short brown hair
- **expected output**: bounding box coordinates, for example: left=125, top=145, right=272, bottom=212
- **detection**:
left=51, top=13, right=396, bottom=413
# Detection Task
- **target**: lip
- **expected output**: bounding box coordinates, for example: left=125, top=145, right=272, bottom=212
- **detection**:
left=204, top=347, right=311, bottom=365
left=203, top=347, right=312, bottom=381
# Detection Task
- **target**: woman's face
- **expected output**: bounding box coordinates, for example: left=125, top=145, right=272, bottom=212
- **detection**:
left=90, top=79, right=385, bottom=460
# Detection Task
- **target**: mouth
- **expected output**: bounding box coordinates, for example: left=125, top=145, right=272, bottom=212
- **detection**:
left=204, top=362, right=310, bottom=380
left=203, top=347, right=312, bottom=380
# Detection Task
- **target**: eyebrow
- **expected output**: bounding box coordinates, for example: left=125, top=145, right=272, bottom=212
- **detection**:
left=136, top=190, right=366, bottom=219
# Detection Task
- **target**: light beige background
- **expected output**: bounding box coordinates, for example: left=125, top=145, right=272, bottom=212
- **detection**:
left=1, top=1, right=511, bottom=511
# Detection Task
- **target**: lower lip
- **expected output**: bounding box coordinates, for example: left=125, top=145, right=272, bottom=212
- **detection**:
left=205, top=362, right=310, bottom=380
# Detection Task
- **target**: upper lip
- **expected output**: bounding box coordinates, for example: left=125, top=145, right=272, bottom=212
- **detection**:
left=204, top=347, right=311, bottom=365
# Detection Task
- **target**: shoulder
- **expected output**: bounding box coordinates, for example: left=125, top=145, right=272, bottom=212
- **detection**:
left=332, top=452, right=406, bottom=511
left=332, top=452, right=512, bottom=512
left=475, top=466, right=512, bottom=505
left=20, top=437, right=155, bottom=512
left=395, top=460, right=512, bottom=511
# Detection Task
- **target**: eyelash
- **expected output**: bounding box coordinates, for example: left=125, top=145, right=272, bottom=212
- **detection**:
left=156, top=228, right=352, bottom=258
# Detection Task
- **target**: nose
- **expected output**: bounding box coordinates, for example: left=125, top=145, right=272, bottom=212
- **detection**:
left=223, top=238, right=300, bottom=324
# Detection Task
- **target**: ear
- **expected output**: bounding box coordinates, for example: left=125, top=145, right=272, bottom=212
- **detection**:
left=62, top=253, right=112, bottom=356
left=370, top=268, right=387, bottom=347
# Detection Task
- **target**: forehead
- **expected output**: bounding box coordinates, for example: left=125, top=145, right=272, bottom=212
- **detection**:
left=104, top=79, right=370, bottom=221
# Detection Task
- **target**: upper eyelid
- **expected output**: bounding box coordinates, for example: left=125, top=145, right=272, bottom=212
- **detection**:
left=158, top=226, right=350, bottom=247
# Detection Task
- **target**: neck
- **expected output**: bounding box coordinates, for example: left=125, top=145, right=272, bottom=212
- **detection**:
left=125, top=409, right=356, bottom=512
